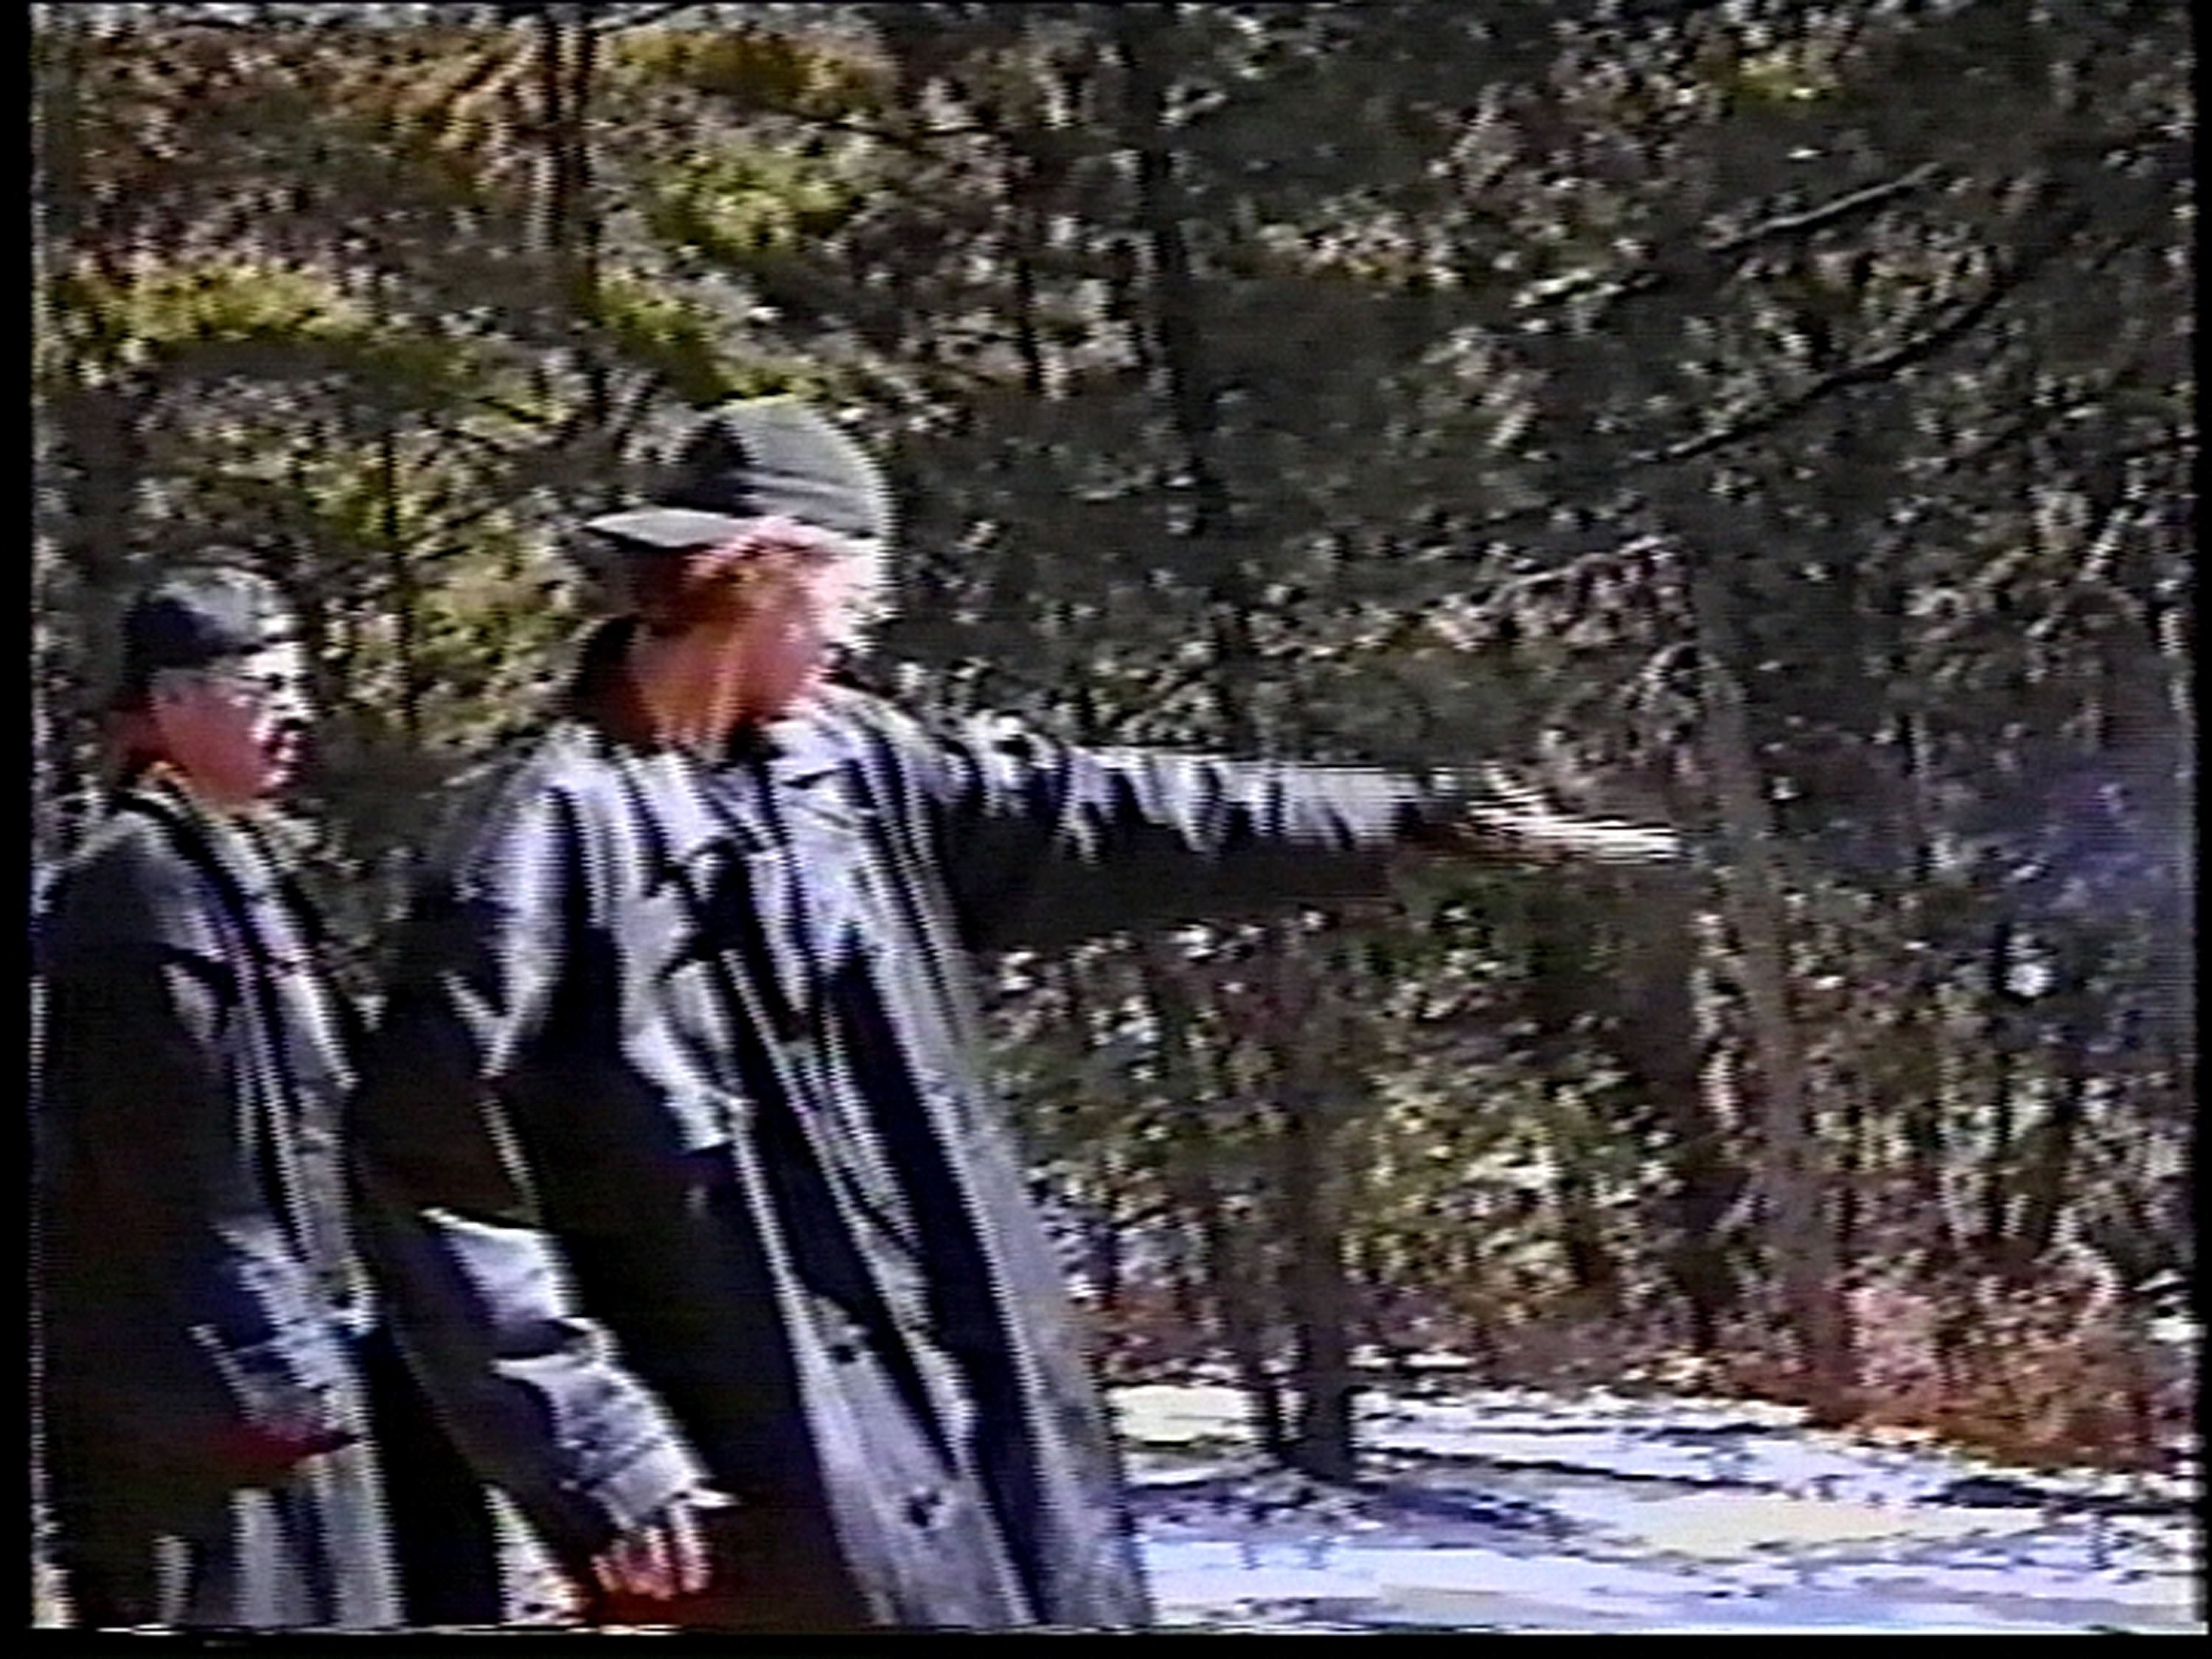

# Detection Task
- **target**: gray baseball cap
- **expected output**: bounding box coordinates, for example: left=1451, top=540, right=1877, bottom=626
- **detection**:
left=108, top=562, right=297, bottom=709
left=582, top=398, right=894, bottom=552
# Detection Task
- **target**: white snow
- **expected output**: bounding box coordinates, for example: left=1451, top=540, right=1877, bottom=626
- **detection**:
left=1111, top=1378, right=2205, bottom=1632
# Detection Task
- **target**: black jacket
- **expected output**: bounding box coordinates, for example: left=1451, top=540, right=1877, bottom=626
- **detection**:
left=35, top=776, right=397, bottom=1628
left=352, top=678, right=1448, bottom=1628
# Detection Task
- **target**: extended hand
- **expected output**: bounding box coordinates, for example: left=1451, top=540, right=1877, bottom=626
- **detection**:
left=591, top=1487, right=733, bottom=1604
left=1439, top=768, right=1682, bottom=868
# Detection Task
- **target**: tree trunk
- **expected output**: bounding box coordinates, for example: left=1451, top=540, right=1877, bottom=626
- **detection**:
left=1681, top=552, right=1856, bottom=1422
left=1180, top=1158, right=1287, bottom=1458
left=1119, top=9, right=1304, bottom=1464
left=1604, top=881, right=1744, bottom=1352
left=1091, top=1156, right=1126, bottom=1321
left=47, top=375, right=153, bottom=832
left=1552, top=1153, right=1617, bottom=1304
left=378, top=420, right=421, bottom=745
left=1005, top=139, right=1048, bottom=400
left=1268, top=926, right=1357, bottom=1483
left=1526, top=891, right=1620, bottom=1311
left=2103, top=563, right=2194, bottom=1111
left=1890, top=709, right=1964, bottom=1288
left=1688, top=911, right=1754, bottom=1354
left=1169, top=1223, right=1208, bottom=1337
left=51, top=380, right=151, bottom=602
left=1980, top=919, right=2020, bottom=1265
left=2152, top=592, right=2194, bottom=1104
left=542, top=4, right=608, bottom=428
left=1141, top=945, right=1287, bottom=1458
left=1836, top=1057, right=1866, bottom=1286
left=1280, top=1090, right=1356, bottom=1481
left=284, top=427, right=338, bottom=715
left=1113, top=1, right=1251, bottom=739
left=2011, top=992, right=2092, bottom=1272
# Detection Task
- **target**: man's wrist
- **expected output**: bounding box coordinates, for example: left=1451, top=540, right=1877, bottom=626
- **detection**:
left=587, top=1436, right=715, bottom=1542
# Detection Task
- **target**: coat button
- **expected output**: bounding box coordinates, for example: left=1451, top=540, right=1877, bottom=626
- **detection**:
left=825, top=1313, right=865, bottom=1363
left=905, top=1489, right=941, bottom=1529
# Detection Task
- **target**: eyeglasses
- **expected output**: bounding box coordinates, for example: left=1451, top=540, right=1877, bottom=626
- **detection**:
left=156, top=644, right=311, bottom=711
left=206, top=666, right=308, bottom=706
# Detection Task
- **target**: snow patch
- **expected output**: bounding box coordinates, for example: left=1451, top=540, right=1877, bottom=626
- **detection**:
left=1113, top=1381, right=2205, bottom=1632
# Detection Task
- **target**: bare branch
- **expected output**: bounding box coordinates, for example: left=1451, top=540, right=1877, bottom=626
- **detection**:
left=1630, top=196, right=2104, bottom=469
left=1708, top=163, right=1945, bottom=257
left=1632, top=131, right=2190, bottom=472
left=591, top=3, right=700, bottom=34
left=1568, top=116, right=2179, bottom=328
left=1534, top=165, right=1947, bottom=325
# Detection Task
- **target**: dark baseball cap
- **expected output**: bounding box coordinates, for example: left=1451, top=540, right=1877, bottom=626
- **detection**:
left=582, top=398, right=894, bottom=553
left=109, top=562, right=297, bottom=709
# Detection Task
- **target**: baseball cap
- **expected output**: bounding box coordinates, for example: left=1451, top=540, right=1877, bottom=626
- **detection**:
left=581, top=398, right=894, bottom=553
left=108, top=562, right=298, bottom=709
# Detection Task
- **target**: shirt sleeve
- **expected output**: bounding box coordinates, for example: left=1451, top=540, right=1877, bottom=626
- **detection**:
left=349, top=774, right=708, bottom=1569
left=845, top=696, right=1463, bottom=953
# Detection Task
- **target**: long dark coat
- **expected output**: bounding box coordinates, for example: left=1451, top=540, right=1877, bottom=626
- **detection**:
left=351, top=665, right=1444, bottom=1630
left=35, top=775, right=400, bottom=1630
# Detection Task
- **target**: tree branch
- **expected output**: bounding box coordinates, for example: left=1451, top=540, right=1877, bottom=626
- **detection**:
left=594, top=2, right=702, bottom=33
left=1710, top=164, right=1945, bottom=257
left=1630, top=199, right=2100, bottom=469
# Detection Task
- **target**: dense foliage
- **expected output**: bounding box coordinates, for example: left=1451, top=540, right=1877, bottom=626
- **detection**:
left=32, top=0, right=2194, bottom=1480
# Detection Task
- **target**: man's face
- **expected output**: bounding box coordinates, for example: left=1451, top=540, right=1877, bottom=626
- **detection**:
left=719, top=521, right=878, bottom=724
left=151, top=637, right=314, bottom=804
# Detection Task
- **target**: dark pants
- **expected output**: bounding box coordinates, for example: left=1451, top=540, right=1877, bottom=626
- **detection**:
left=356, top=1324, right=505, bottom=1627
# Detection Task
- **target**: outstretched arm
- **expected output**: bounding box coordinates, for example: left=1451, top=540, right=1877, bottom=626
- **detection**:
left=837, top=695, right=1678, bottom=954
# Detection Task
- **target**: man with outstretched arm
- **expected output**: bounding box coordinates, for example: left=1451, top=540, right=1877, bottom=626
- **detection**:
left=349, top=400, right=1677, bottom=1630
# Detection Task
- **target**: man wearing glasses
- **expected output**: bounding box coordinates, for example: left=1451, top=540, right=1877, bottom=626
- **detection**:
left=352, top=400, right=1678, bottom=1630
left=34, top=565, right=495, bottom=1629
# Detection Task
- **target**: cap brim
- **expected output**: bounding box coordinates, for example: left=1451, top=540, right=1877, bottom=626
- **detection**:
left=579, top=507, right=763, bottom=551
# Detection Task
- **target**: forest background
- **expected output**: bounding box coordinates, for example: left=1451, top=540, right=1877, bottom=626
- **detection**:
left=29, top=0, right=2194, bottom=1489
